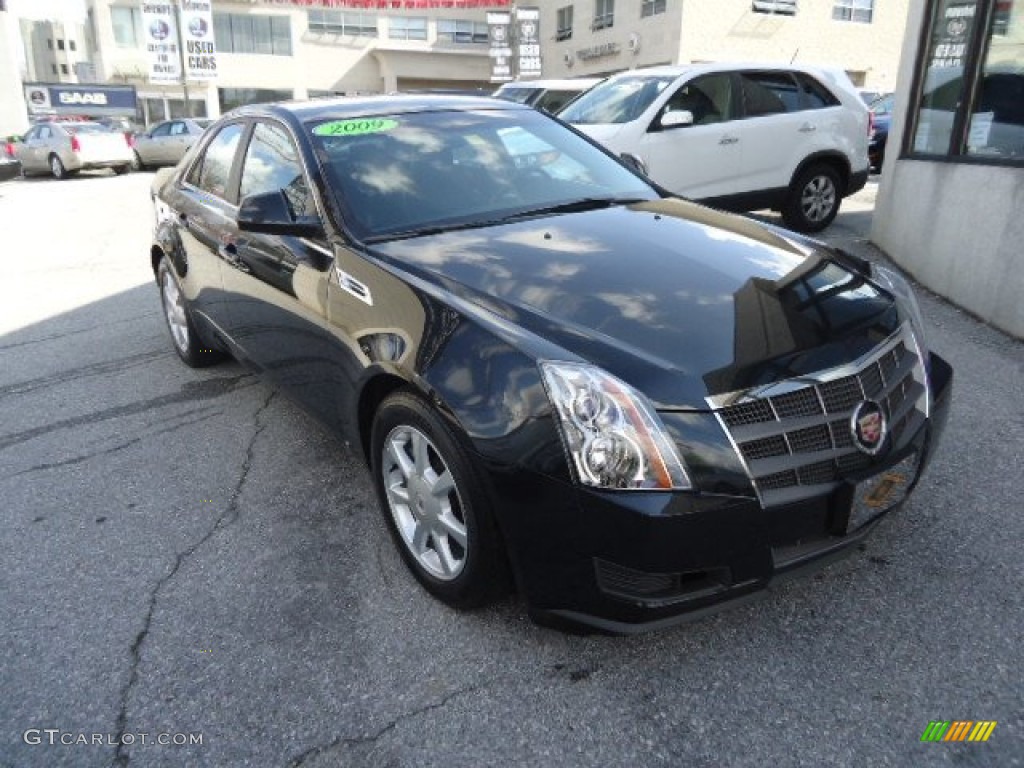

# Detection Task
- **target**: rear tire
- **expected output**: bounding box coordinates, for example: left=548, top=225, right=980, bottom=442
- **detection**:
left=49, top=154, right=68, bottom=180
left=157, top=256, right=226, bottom=368
left=131, top=151, right=145, bottom=172
left=782, top=163, right=842, bottom=233
left=371, top=390, right=510, bottom=609
left=113, top=164, right=130, bottom=175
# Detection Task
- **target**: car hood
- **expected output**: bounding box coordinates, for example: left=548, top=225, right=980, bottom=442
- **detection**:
left=572, top=123, right=626, bottom=147
left=368, top=199, right=899, bottom=410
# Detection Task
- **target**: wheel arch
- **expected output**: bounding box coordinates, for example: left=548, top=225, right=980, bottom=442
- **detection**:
left=789, top=151, right=851, bottom=194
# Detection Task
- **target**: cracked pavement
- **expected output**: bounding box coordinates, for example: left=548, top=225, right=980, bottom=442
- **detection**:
left=1, top=174, right=1021, bottom=767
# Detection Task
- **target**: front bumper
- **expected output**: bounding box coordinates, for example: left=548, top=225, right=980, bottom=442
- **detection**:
left=494, top=352, right=951, bottom=633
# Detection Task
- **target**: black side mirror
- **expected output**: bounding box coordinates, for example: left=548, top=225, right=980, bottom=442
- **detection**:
left=238, top=190, right=323, bottom=237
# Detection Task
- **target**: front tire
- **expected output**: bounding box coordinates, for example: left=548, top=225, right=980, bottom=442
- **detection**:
left=157, top=256, right=225, bottom=368
left=49, top=154, right=68, bottom=180
left=371, top=390, right=509, bottom=609
left=782, top=163, right=842, bottom=233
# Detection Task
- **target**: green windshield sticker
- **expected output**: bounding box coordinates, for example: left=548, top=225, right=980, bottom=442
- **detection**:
left=313, top=118, right=398, bottom=137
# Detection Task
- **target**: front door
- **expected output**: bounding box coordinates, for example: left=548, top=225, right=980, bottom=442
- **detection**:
left=637, top=73, right=743, bottom=200
left=220, top=119, right=351, bottom=427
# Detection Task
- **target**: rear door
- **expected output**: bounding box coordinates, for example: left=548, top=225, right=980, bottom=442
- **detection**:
left=732, top=70, right=827, bottom=193
left=14, top=127, right=41, bottom=171
left=168, top=120, right=192, bottom=163
left=171, top=121, right=247, bottom=331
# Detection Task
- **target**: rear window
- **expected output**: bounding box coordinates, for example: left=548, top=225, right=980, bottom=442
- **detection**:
left=64, top=124, right=112, bottom=135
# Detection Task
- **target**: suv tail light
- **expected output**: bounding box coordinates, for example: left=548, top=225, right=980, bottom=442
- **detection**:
left=3, top=142, right=13, bottom=158
left=70, top=135, right=81, bottom=152
left=125, top=132, right=135, bottom=147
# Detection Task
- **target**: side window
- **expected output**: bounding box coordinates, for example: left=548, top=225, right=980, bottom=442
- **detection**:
left=239, top=121, right=312, bottom=217
left=170, top=122, right=187, bottom=136
left=24, top=127, right=39, bottom=141
left=191, top=122, right=244, bottom=200
left=662, top=74, right=734, bottom=125
left=535, top=90, right=577, bottom=114
left=151, top=122, right=172, bottom=137
left=796, top=74, right=841, bottom=110
left=740, top=72, right=802, bottom=117
left=39, top=126, right=52, bottom=140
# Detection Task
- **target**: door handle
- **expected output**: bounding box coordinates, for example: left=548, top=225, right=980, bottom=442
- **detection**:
left=719, top=135, right=739, bottom=145
left=218, top=243, right=250, bottom=273
left=799, top=123, right=817, bottom=133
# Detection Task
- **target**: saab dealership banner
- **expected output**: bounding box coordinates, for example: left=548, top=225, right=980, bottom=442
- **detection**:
left=181, top=0, right=217, bottom=81
left=141, top=2, right=182, bottom=83
left=24, top=84, right=138, bottom=117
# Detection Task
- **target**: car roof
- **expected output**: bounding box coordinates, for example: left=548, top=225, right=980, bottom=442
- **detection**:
left=230, top=94, right=531, bottom=123
left=496, top=78, right=601, bottom=90
left=606, top=61, right=843, bottom=79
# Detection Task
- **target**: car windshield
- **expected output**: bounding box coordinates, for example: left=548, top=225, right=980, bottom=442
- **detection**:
left=64, top=124, right=112, bottom=134
left=493, top=87, right=538, bottom=105
left=558, top=75, right=677, bottom=124
left=308, top=108, right=657, bottom=241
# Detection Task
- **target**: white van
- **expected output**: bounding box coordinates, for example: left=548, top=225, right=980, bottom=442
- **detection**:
left=559, top=63, right=870, bottom=232
left=493, top=78, right=601, bottom=114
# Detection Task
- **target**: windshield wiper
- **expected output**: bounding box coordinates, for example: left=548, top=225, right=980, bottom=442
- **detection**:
left=362, top=197, right=648, bottom=244
left=498, top=197, right=648, bottom=222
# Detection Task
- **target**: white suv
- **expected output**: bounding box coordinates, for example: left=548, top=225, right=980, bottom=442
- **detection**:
left=558, top=63, right=870, bottom=232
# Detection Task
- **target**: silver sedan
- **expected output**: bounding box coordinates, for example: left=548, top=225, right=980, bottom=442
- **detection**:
left=13, top=122, right=134, bottom=179
left=131, top=118, right=211, bottom=170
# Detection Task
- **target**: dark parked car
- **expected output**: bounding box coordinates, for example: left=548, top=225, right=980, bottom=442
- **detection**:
left=150, top=96, right=952, bottom=632
left=869, top=94, right=894, bottom=171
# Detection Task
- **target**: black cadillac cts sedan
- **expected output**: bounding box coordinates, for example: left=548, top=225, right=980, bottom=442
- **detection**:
left=150, top=96, right=952, bottom=633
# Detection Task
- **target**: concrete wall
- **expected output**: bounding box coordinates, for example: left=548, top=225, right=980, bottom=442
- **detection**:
left=0, top=9, right=29, bottom=136
left=872, top=0, right=1024, bottom=339
left=540, top=0, right=909, bottom=90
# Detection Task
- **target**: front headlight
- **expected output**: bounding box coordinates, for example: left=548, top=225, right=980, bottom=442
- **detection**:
left=874, top=264, right=929, bottom=354
left=539, top=361, right=691, bottom=491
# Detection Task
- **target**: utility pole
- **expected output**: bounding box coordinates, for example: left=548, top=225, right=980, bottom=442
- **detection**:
left=174, top=1, right=190, bottom=116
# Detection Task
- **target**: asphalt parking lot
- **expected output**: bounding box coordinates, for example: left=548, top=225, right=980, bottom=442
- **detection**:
left=1, top=171, right=1021, bottom=768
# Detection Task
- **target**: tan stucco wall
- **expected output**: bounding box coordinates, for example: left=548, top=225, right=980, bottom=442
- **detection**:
left=540, top=0, right=909, bottom=91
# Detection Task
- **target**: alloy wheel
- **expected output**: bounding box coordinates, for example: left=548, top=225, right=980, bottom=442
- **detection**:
left=800, top=175, right=837, bottom=223
left=161, top=268, right=190, bottom=354
left=381, top=425, right=468, bottom=581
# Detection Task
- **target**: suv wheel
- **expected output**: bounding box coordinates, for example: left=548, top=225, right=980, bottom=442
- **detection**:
left=783, top=164, right=842, bottom=233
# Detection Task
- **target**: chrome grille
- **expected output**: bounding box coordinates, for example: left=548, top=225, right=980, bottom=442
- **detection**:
left=713, top=328, right=929, bottom=507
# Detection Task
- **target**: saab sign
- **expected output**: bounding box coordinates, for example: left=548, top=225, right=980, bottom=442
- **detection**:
left=24, top=84, right=137, bottom=116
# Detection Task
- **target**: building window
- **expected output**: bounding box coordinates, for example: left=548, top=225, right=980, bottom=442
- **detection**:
left=436, top=19, right=488, bottom=44
left=909, top=0, right=1023, bottom=164
left=60, top=63, right=69, bottom=74
left=110, top=6, right=141, bottom=48
left=213, top=13, right=292, bottom=56
left=218, top=87, right=294, bottom=113
left=57, top=38, right=65, bottom=50
left=51, top=64, right=58, bottom=74
left=593, top=0, right=614, bottom=30
left=752, top=0, right=798, bottom=15
left=69, top=40, right=76, bottom=51
left=832, top=0, right=874, bottom=23
left=47, top=39, right=54, bottom=49
left=388, top=16, right=427, bottom=41
left=308, top=10, right=377, bottom=36
left=556, top=5, right=573, bottom=40
left=641, top=0, right=667, bottom=17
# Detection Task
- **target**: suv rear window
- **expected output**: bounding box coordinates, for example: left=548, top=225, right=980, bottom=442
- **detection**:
left=796, top=74, right=841, bottom=109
